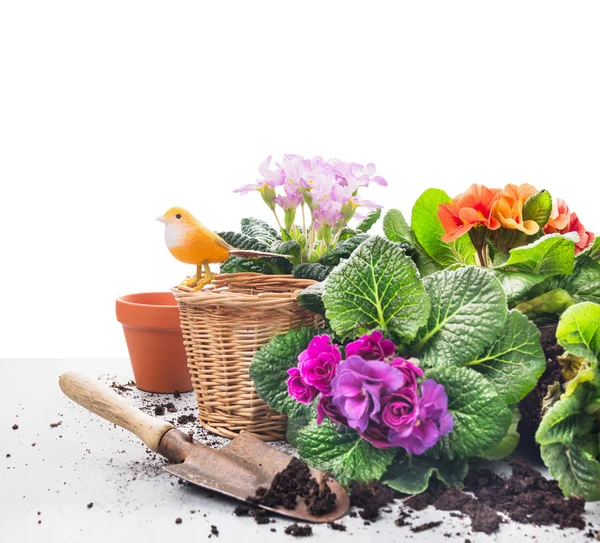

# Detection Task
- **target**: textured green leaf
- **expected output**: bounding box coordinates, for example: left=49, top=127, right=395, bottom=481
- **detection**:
left=480, top=406, right=521, bottom=460
left=493, top=270, right=548, bottom=305
left=470, top=310, right=546, bottom=404
left=220, top=256, right=274, bottom=275
left=536, top=387, right=594, bottom=445
left=271, top=240, right=302, bottom=262
left=514, top=289, right=577, bottom=322
left=578, top=236, right=600, bottom=262
left=323, top=236, right=430, bottom=343
left=297, top=419, right=395, bottom=486
left=411, top=188, right=477, bottom=267
left=319, top=235, right=370, bottom=266
left=556, top=256, right=600, bottom=305
left=286, top=402, right=317, bottom=448
left=383, top=208, right=442, bottom=277
left=425, top=366, right=512, bottom=459
left=499, top=234, right=576, bottom=276
left=217, top=231, right=270, bottom=252
left=382, top=451, right=468, bottom=494
left=297, top=282, right=326, bottom=316
left=541, top=436, right=600, bottom=501
left=249, top=328, right=321, bottom=418
left=241, top=217, right=280, bottom=245
left=293, top=263, right=332, bottom=282
left=415, top=267, right=507, bottom=368
left=556, top=302, right=600, bottom=364
left=523, top=189, right=553, bottom=228
left=356, top=209, right=382, bottom=233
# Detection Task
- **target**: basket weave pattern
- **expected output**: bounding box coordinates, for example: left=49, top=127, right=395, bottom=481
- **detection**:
left=173, top=273, right=322, bottom=440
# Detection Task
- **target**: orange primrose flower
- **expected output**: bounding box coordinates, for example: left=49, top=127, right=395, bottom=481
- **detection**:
left=438, top=184, right=501, bottom=242
left=544, top=198, right=596, bottom=253
left=492, top=183, right=540, bottom=235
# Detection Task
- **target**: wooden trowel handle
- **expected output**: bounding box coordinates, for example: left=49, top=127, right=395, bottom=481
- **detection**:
left=59, top=372, right=174, bottom=452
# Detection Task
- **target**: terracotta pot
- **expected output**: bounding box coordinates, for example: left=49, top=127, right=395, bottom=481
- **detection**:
left=116, top=292, right=192, bottom=393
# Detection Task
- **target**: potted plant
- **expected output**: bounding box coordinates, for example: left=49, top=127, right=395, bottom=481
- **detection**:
left=171, top=155, right=388, bottom=440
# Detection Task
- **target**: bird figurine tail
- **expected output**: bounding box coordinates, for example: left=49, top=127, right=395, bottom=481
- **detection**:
left=228, top=249, right=288, bottom=259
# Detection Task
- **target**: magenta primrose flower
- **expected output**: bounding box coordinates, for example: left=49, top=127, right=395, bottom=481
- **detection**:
left=297, top=334, right=341, bottom=394
left=345, top=330, right=396, bottom=361
left=390, top=357, right=424, bottom=389
left=286, top=367, right=318, bottom=404
left=330, top=356, right=405, bottom=433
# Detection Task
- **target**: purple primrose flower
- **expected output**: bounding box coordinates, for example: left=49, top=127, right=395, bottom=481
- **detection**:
left=345, top=331, right=396, bottom=361
left=297, top=334, right=341, bottom=394
left=286, top=367, right=318, bottom=404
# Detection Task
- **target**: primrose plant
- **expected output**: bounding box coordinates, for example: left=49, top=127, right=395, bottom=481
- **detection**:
left=250, top=237, right=547, bottom=492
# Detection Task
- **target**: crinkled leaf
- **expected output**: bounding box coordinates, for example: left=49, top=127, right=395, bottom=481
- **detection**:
left=536, top=386, right=594, bottom=445
left=556, top=302, right=600, bottom=364
left=220, top=256, right=274, bottom=275
left=383, top=451, right=468, bottom=494
left=249, top=328, right=321, bottom=419
left=241, top=217, right=280, bottom=245
left=493, top=270, right=548, bottom=305
left=323, top=236, right=430, bottom=343
left=297, top=419, right=395, bottom=486
left=515, top=289, right=577, bottom=322
left=480, top=406, right=521, bottom=460
left=556, top=256, right=600, bottom=305
left=338, top=227, right=357, bottom=241
left=415, top=267, right=507, bottom=368
left=523, top=189, right=553, bottom=228
left=541, top=435, right=600, bottom=501
left=425, top=366, right=512, bottom=459
left=470, top=310, right=546, bottom=404
left=578, top=236, right=600, bottom=262
left=499, top=234, right=576, bottom=276
left=271, top=240, right=302, bottom=264
left=319, top=235, right=370, bottom=267
left=286, top=402, right=317, bottom=448
left=383, top=208, right=442, bottom=277
left=297, top=282, right=326, bottom=316
left=217, top=231, right=270, bottom=252
left=293, top=263, right=332, bottom=282
left=411, top=188, right=477, bottom=267
left=356, top=209, right=381, bottom=233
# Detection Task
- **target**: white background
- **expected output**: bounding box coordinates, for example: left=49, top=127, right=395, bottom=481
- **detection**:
left=1, top=1, right=599, bottom=358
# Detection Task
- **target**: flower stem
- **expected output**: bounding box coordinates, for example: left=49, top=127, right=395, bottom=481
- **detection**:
left=272, top=209, right=284, bottom=231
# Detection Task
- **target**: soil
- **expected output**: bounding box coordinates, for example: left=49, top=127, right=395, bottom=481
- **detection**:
left=404, top=459, right=588, bottom=534
left=12, top=424, right=18, bottom=430
left=284, top=524, right=313, bottom=537
left=210, top=525, right=219, bottom=537
left=328, top=521, right=346, bottom=531
left=248, top=457, right=336, bottom=516
left=348, top=481, right=397, bottom=522
left=177, top=414, right=197, bottom=425
left=87, top=503, right=93, bottom=509
left=518, top=323, right=564, bottom=456
left=175, top=518, right=182, bottom=524
left=411, top=520, right=443, bottom=532
left=50, top=421, right=62, bottom=428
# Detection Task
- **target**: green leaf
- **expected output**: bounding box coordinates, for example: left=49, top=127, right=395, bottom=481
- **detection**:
left=578, top=236, right=600, bottom=262
left=514, top=289, right=577, bottom=322
left=523, top=189, right=553, bottom=228
left=297, top=419, right=395, bottom=486
left=556, top=256, right=600, bottom=305
left=382, top=451, right=468, bottom=494
left=249, top=328, right=321, bottom=418
left=323, top=236, right=430, bottom=343
left=220, top=256, right=274, bottom=275
left=425, top=366, right=512, bottom=459
left=293, top=263, right=332, bottom=282
left=493, top=270, right=548, bottom=305
left=480, top=406, right=521, bottom=460
left=286, top=402, right=317, bottom=448
left=383, top=208, right=442, bottom=277
left=337, top=227, right=357, bottom=241
left=319, top=235, right=370, bottom=266
left=414, top=267, right=507, bottom=368
left=411, top=188, right=477, bottom=267
left=541, top=436, right=600, bottom=501
left=469, top=310, right=546, bottom=404
left=271, top=240, right=302, bottom=266
left=556, top=302, right=600, bottom=364
left=217, top=231, right=270, bottom=252
left=241, top=217, right=280, bottom=245
left=297, top=282, right=327, bottom=316
left=536, top=387, right=594, bottom=445
left=498, top=234, right=576, bottom=276
left=356, top=209, right=382, bottom=233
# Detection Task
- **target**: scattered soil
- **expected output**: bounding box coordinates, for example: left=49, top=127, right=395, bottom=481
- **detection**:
left=110, top=381, right=136, bottom=394
left=349, top=481, right=397, bottom=522
left=154, top=405, right=166, bottom=416
left=50, top=421, right=62, bottom=428
left=248, top=457, right=336, bottom=516
left=210, top=525, right=219, bottom=537
left=87, top=503, right=93, bottom=509
left=411, top=520, right=443, bottom=533
left=177, top=414, right=197, bottom=425
left=518, top=323, right=564, bottom=456
left=174, top=391, right=181, bottom=399
left=175, top=518, right=182, bottom=524
left=12, top=424, right=18, bottom=430
left=328, top=521, right=346, bottom=531
left=284, top=524, right=313, bottom=537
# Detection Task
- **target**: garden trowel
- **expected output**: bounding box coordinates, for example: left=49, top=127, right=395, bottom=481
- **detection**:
left=59, top=372, right=349, bottom=523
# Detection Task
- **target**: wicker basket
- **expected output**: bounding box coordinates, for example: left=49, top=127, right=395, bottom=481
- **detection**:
left=173, top=273, right=323, bottom=440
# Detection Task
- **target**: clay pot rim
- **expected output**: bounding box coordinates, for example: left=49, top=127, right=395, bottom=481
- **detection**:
left=117, top=292, right=178, bottom=310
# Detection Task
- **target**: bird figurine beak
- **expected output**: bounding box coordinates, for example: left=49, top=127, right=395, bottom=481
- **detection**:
left=156, top=215, right=167, bottom=224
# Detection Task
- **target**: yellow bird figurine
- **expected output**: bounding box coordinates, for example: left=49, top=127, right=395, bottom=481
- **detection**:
left=156, top=207, right=282, bottom=291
